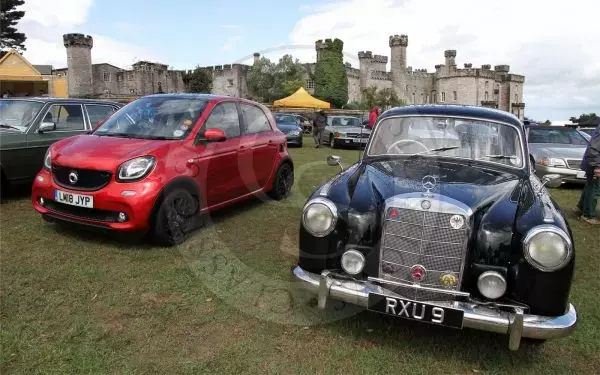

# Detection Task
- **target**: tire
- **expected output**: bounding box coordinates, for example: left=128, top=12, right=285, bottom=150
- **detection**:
left=152, top=188, right=200, bottom=246
left=267, top=163, right=293, bottom=200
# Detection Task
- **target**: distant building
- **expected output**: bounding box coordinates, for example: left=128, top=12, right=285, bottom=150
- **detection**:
left=0, top=50, right=67, bottom=97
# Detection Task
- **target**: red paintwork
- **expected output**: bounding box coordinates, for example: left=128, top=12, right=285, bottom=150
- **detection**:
left=203, top=128, right=226, bottom=141
left=32, top=96, right=290, bottom=232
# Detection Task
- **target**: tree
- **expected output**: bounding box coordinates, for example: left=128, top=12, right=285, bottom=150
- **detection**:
left=0, top=0, right=27, bottom=52
left=375, top=88, right=403, bottom=109
left=247, top=54, right=306, bottom=103
left=282, top=78, right=304, bottom=96
left=314, top=39, right=348, bottom=108
left=542, top=120, right=551, bottom=125
left=185, top=66, right=212, bottom=93
left=361, top=86, right=378, bottom=110
left=569, top=113, right=600, bottom=126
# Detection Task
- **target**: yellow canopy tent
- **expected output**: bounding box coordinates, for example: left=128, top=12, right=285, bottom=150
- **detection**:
left=273, top=87, right=330, bottom=109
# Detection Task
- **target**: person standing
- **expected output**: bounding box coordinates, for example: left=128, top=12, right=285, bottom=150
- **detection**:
left=313, top=110, right=327, bottom=148
left=577, top=125, right=600, bottom=224
left=368, top=107, right=378, bottom=129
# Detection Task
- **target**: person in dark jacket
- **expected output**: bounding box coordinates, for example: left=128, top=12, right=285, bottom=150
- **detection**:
left=576, top=125, right=600, bottom=224
left=313, top=110, right=327, bottom=148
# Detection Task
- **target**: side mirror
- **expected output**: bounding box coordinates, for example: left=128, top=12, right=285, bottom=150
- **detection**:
left=541, top=174, right=562, bottom=189
left=327, top=155, right=343, bottom=172
left=196, top=128, right=227, bottom=144
left=38, top=122, right=56, bottom=133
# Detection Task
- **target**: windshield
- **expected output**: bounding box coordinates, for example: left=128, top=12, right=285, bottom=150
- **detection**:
left=0, top=100, right=44, bottom=131
left=528, top=127, right=588, bottom=146
left=93, top=96, right=208, bottom=139
left=274, top=114, right=298, bottom=124
left=329, top=116, right=360, bottom=127
left=367, top=116, right=524, bottom=168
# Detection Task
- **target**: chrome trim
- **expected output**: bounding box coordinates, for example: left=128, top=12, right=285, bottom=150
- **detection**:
left=341, top=249, right=365, bottom=275
left=302, top=197, right=338, bottom=237
left=292, top=265, right=577, bottom=349
left=365, top=114, right=527, bottom=170
left=368, top=276, right=470, bottom=297
left=523, top=225, right=573, bottom=272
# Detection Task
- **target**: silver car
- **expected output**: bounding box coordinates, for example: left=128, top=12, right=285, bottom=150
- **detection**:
left=320, top=115, right=370, bottom=148
left=526, top=125, right=589, bottom=184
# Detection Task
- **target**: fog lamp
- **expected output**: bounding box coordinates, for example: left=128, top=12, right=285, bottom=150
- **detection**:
left=39, top=197, right=45, bottom=206
left=341, top=249, right=365, bottom=275
left=477, top=271, right=507, bottom=300
left=117, top=212, right=128, bottom=222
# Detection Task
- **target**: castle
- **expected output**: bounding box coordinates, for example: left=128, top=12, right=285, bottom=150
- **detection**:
left=57, top=33, right=525, bottom=119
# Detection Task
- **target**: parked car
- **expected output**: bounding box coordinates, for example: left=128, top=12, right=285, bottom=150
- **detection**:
left=578, top=127, right=596, bottom=136
left=273, top=113, right=303, bottom=147
left=0, top=98, right=122, bottom=190
left=32, top=94, right=294, bottom=245
left=320, top=115, right=370, bottom=148
left=526, top=125, right=589, bottom=185
left=292, top=105, right=576, bottom=350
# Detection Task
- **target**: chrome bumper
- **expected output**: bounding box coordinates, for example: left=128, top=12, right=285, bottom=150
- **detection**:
left=292, top=265, right=577, bottom=350
left=535, top=165, right=586, bottom=183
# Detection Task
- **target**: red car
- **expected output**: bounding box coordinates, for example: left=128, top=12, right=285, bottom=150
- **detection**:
left=32, top=94, right=294, bottom=245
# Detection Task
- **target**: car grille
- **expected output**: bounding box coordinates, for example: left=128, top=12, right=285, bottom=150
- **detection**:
left=379, top=205, right=469, bottom=301
left=52, top=164, right=112, bottom=191
left=565, top=159, right=582, bottom=170
left=346, top=132, right=370, bottom=138
left=44, top=199, right=120, bottom=223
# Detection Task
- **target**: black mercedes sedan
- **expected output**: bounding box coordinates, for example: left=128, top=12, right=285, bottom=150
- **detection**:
left=292, top=104, right=577, bottom=350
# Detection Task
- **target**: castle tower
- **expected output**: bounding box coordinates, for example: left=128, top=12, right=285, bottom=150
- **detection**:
left=253, top=52, right=260, bottom=64
left=444, top=50, right=457, bottom=74
left=63, top=33, right=93, bottom=97
left=358, top=51, right=373, bottom=92
left=389, top=34, right=408, bottom=99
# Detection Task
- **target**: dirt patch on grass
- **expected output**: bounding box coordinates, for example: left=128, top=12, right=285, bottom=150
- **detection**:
left=140, top=291, right=184, bottom=306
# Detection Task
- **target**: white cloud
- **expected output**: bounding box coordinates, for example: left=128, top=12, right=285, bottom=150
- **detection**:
left=290, top=0, right=600, bottom=120
left=19, top=0, right=164, bottom=70
left=220, top=35, right=244, bottom=52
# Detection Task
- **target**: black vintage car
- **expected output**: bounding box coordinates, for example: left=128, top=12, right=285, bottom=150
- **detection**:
left=292, top=105, right=577, bottom=350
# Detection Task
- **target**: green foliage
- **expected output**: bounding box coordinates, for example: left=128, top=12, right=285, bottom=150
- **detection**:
left=359, top=86, right=406, bottom=110
left=186, top=66, right=213, bottom=93
left=361, top=86, right=378, bottom=110
left=569, top=113, right=600, bottom=126
left=314, top=38, right=348, bottom=108
left=542, top=120, right=552, bottom=125
left=247, top=54, right=306, bottom=103
left=343, top=101, right=362, bottom=110
left=0, top=0, right=27, bottom=52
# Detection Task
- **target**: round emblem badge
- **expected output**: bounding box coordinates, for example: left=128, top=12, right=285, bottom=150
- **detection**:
left=421, top=200, right=431, bottom=210
left=450, top=215, right=464, bottom=229
left=410, top=264, right=426, bottom=282
left=440, top=273, right=458, bottom=288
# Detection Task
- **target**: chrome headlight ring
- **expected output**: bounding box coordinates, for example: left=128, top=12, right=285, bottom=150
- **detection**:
left=302, top=197, right=338, bottom=237
left=523, top=225, right=573, bottom=272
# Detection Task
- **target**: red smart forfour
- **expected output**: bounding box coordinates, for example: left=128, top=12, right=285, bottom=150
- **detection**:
left=32, top=94, right=294, bottom=245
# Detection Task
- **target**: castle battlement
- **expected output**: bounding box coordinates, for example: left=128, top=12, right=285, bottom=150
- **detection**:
left=63, top=33, right=93, bottom=48
left=358, top=51, right=373, bottom=60
left=370, top=70, right=391, bottom=80
left=389, top=34, right=408, bottom=47
left=315, top=38, right=343, bottom=52
left=373, top=55, right=388, bottom=64
left=494, top=64, right=510, bottom=73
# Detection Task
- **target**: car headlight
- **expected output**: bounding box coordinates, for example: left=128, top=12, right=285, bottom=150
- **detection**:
left=540, top=157, right=566, bottom=168
left=43, top=149, right=51, bottom=171
left=341, top=249, right=365, bottom=275
left=334, top=132, right=345, bottom=138
left=302, top=197, right=337, bottom=237
left=523, top=225, right=573, bottom=272
left=289, top=131, right=300, bottom=136
left=117, top=156, right=156, bottom=182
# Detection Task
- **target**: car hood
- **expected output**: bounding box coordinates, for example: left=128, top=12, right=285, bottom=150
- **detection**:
left=277, top=124, right=302, bottom=133
left=327, top=126, right=370, bottom=134
left=51, top=134, right=170, bottom=171
left=529, top=143, right=587, bottom=159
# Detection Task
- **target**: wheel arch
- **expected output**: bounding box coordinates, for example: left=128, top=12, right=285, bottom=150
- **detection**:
left=148, top=177, right=203, bottom=227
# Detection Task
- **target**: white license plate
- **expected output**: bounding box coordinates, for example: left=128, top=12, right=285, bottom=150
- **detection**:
left=353, top=138, right=368, bottom=143
left=54, top=190, right=94, bottom=208
left=576, top=170, right=586, bottom=179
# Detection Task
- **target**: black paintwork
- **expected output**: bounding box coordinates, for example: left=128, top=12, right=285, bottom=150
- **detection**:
left=298, top=105, right=574, bottom=316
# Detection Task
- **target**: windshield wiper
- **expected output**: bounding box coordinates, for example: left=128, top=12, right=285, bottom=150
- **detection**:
left=408, top=146, right=460, bottom=156
left=0, top=124, right=22, bottom=131
left=478, top=154, right=518, bottom=160
left=95, top=132, right=138, bottom=138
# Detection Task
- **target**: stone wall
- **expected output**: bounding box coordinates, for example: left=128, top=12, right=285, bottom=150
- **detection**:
left=206, top=64, right=249, bottom=98
left=63, top=33, right=93, bottom=97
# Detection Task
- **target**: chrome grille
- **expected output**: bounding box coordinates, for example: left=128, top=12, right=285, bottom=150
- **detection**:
left=378, top=197, right=470, bottom=302
left=565, top=159, right=582, bottom=170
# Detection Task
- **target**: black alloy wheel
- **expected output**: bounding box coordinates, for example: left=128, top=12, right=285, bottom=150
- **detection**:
left=153, top=188, right=199, bottom=246
left=268, top=163, right=293, bottom=200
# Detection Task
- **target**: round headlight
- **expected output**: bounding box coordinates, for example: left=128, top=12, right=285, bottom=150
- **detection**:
left=341, top=250, right=365, bottom=275
left=523, top=225, right=572, bottom=272
left=477, top=271, right=507, bottom=299
left=302, top=198, right=337, bottom=237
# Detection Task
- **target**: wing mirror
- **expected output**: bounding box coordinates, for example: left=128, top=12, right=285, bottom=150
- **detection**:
left=195, top=128, right=227, bottom=144
left=541, top=174, right=562, bottom=189
left=38, top=122, right=56, bottom=133
left=327, top=155, right=343, bottom=172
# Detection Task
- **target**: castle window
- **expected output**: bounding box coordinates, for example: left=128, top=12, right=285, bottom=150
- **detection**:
left=514, top=93, right=518, bottom=102
left=103, top=72, right=110, bottom=82
left=406, top=85, right=409, bottom=93
left=227, top=79, right=234, bottom=87
left=453, top=91, right=457, bottom=101
left=485, top=81, right=489, bottom=89
left=441, top=92, right=446, bottom=102
left=306, top=79, right=314, bottom=89
left=431, top=91, right=436, bottom=103
left=485, top=91, right=489, bottom=100
left=127, top=72, right=134, bottom=81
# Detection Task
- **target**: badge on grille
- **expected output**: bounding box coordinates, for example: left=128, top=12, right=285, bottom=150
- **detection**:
left=450, top=215, right=464, bottom=229
left=410, top=265, right=426, bottom=282
left=440, top=273, right=458, bottom=288
left=68, top=171, right=79, bottom=185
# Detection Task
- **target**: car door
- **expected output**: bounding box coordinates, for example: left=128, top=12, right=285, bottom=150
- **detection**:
left=239, top=103, right=279, bottom=193
left=194, top=101, right=245, bottom=207
left=84, top=103, right=118, bottom=128
left=25, top=102, right=88, bottom=179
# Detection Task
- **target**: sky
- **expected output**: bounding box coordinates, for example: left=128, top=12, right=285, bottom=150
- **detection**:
left=16, top=0, right=599, bottom=121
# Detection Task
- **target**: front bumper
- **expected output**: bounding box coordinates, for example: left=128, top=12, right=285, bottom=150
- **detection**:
left=292, top=265, right=577, bottom=350
left=285, top=134, right=303, bottom=145
left=535, top=165, right=586, bottom=184
left=333, top=137, right=369, bottom=147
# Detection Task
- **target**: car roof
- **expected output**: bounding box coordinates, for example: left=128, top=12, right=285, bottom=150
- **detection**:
left=525, top=125, right=573, bottom=129
left=381, top=104, right=523, bottom=127
left=0, top=97, right=122, bottom=105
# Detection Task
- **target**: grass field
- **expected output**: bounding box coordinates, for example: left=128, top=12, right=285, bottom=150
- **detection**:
left=1, top=138, right=599, bottom=374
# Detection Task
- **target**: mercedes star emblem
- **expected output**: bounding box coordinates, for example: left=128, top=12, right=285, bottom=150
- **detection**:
left=68, top=171, right=79, bottom=185
left=422, top=175, right=437, bottom=192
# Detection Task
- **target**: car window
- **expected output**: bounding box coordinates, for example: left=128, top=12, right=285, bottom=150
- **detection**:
left=242, top=104, right=271, bottom=134
left=204, top=102, right=241, bottom=138
left=86, top=104, right=116, bottom=126
left=44, top=104, right=85, bottom=131
left=528, top=128, right=588, bottom=145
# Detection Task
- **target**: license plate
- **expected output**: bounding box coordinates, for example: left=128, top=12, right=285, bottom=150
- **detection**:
left=367, top=293, right=464, bottom=329
left=576, top=170, right=586, bottom=179
left=353, top=138, right=368, bottom=143
left=54, top=189, right=94, bottom=208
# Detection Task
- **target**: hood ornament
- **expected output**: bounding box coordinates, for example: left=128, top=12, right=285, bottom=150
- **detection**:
left=422, top=175, right=437, bottom=196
